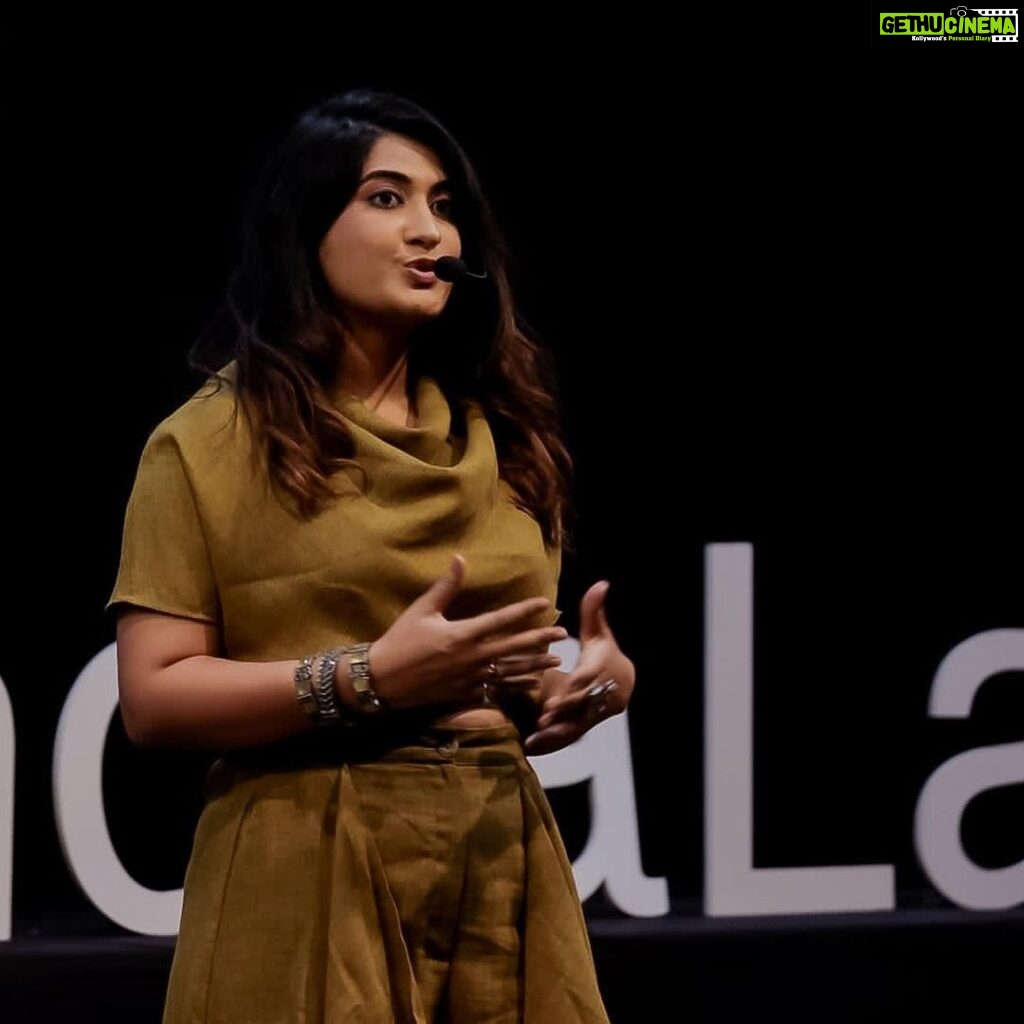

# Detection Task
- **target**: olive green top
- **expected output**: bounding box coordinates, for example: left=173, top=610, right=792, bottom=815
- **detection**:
left=107, top=365, right=562, bottom=663
left=105, top=368, right=615, bottom=1023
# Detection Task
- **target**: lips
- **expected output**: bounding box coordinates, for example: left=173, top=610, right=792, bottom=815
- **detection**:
left=404, top=258, right=436, bottom=271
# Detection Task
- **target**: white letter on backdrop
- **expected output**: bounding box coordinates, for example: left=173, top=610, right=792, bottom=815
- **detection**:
left=915, top=628, right=1024, bottom=910
left=704, top=543, right=895, bottom=915
left=53, top=642, right=181, bottom=935
left=529, top=637, right=669, bottom=917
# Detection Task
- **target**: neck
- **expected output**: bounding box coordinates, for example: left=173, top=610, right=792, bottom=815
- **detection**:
left=334, top=321, right=413, bottom=410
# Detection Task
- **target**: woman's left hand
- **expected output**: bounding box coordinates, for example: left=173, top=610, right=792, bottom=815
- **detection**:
left=523, top=580, right=635, bottom=755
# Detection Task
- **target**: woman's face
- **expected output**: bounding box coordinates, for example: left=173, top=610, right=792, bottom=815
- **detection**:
left=318, top=132, right=462, bottom=328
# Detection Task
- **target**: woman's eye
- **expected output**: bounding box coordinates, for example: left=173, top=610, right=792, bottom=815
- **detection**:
left=368, top=190, right=453, bottom=219
left=369, top=189, right=402, bottom=208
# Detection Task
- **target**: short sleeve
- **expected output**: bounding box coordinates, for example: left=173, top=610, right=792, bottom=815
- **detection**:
left=106, top=427, right=220, bottom=623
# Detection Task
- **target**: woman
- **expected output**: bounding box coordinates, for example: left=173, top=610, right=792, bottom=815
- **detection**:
left=108, top=87, right=635, bottom=1023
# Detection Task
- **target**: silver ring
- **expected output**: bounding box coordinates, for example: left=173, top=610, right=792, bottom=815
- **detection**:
left=585, top=679, right=618, bottom=724
left=481, top=680, right=493, bottom=705
left=487, top=660, right=499, bottom=679
left=586, top=679, right=618, bottom=700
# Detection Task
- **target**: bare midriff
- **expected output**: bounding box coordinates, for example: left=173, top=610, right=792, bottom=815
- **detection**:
left=432, top=706, right=511, bottom=729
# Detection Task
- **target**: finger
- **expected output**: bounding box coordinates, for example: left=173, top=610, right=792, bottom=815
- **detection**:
left=463, top=596, right=555, bottom=639
left=523, top=721, right=582, bottom=756
left=470, top=657, right=552, bottom=698
left=421, top=553, right=466, bottom=613
left=481, top=626, right=567, bottom=662
left=487, top=664, right=552, bottom=692
left=540, top=663, right=605, bottom=702
left=536, top=698, right=586, bottom=729
left=579, top=580, right=612, bottom=642
left=497, top=671, right=548, bottom=689
left=494, top=652, right=562, bottom=676
left=539, top=680, right=620, bottom=728
left=538, top=699, right=606, bottom=733
left=537, top=690, right=590, bottom=727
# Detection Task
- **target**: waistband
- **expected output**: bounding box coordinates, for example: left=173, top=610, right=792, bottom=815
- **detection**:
left=372, top=722, right=523, bottom=766
left=208, top=713, right=526, bottom=782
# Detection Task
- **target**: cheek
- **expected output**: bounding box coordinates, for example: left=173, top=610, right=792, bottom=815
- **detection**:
left=318, top=218, right=377, bottom=287
left=320, top=255, right=349, bottom=298
left=320, top=242, right=375, bottom=300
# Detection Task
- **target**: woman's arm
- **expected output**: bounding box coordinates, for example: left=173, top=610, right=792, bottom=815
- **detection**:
left=115, top=608, right=359, bottom=750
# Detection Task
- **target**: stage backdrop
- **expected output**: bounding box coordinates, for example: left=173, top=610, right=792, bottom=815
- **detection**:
left=1, top=67, right=1021, bottom=944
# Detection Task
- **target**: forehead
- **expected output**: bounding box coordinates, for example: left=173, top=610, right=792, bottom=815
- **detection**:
left=362, top=132, right=447, bottom=181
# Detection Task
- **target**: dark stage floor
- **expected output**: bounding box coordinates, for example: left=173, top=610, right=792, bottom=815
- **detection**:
left=1, top=905, right=1020, bottom=1022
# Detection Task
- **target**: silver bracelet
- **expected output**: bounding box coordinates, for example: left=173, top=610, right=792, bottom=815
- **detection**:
left=294, top=654, right=319, bottom=725
left=344, top=642, right=388, bottom=714
left=314, top=648, right=344, bottom=726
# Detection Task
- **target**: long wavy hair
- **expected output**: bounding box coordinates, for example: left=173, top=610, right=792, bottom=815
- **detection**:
left=189, top=87, right=573, bottom=552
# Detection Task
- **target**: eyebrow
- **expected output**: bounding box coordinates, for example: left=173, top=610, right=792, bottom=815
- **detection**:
left=359, top=169, right=452, bottom=194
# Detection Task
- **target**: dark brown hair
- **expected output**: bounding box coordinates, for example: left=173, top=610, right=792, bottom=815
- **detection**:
left=189, top=88, right=573, bottom=552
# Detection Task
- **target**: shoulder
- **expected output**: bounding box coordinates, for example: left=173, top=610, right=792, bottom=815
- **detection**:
left=142, top=362, right=252, bottom=478
left=155, top=362, right=245, bottom=444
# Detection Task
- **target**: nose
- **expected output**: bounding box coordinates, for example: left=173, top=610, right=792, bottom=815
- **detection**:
left=404, top=197, right=443, bottom=249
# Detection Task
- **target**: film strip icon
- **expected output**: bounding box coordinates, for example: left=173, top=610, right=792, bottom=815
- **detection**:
left=973, top=8, right=1018, bottom=41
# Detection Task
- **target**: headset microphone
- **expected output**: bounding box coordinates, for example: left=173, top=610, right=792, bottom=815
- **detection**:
left=434, top=256, right=488, bottom=282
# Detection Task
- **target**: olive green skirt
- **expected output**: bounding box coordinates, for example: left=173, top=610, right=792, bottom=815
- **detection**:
left=161, top=722, right=610, bottom=1023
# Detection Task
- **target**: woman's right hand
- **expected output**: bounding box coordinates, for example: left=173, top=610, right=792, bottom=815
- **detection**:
left=364, top=554, right=566, bottom=710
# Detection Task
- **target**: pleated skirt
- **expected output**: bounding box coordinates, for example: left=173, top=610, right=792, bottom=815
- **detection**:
left=161, top=722, right=611, bottom=1023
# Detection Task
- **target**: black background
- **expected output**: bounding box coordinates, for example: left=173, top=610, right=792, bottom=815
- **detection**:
left=1, top=22, right=1021, bottom=944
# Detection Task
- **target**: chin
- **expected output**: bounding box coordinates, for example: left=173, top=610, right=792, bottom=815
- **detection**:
left=399, top=298, right=449, bottom=321
left=371, top=288, right=449, bottom=328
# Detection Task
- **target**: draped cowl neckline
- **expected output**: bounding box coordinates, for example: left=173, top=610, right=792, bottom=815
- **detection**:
left=330, top=374, right=468, bottom=469
left=328, top=374, right=499, bottom=541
